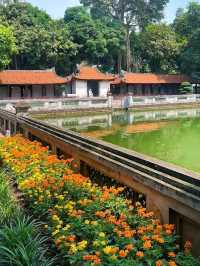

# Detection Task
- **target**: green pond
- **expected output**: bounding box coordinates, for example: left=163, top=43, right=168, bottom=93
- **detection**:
left=44, top=108, right=200, bottom=173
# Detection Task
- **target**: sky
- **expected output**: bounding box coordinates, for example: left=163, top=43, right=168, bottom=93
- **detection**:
left=27, top=0, right=200, bottom=23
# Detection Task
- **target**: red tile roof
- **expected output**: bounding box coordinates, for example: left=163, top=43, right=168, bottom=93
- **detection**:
left=112, top=73, right=191, bottom=85
left=0, top=70, right=67, bottom=85
left=73, top=65, right=115, bottom=81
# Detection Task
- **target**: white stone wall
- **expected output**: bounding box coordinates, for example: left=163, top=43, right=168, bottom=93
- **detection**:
left=99, top=81, right=110, bottom=97
left=74, top=80, right=88, bottom=97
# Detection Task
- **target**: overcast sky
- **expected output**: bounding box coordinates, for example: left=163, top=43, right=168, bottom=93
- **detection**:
left=27, top=0, right=200, bottom=23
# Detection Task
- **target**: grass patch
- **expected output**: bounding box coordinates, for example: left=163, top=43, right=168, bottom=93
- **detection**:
left=0, top=170, right=21, bottom=224
left=0, top=215, right=55, bottom=266
left=0, top=168, right=55, bottom=265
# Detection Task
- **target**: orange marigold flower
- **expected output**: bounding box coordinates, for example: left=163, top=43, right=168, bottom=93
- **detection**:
left=142, top=235, right=150, bottom=241
left=94, top=258, right=101, bottom=265
left=166, top=229, right=172, bottom=235
left=55, top=239, right=61, bottom=246
left=184, top=240, right=192, bottom=250
left=124, top=230, right=136, bottom=238
left=83, top=255, right=92, bottom=261
left=136, top=251, right=144, bottom=258
left=168, top=252, right=176, bottom=258
left=66, top=235, right=76, bottom=242
left=125, top=244, right=133, bottom=251
left=168, top=261, right=177, bottom=266
left=143, top=240, right=152, bottom=249
left=119, top=250, right=128, bottom=258
left=156, top=260, right=163, bottom=266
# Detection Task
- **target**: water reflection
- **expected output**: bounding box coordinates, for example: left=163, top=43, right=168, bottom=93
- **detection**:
left=44, top=108, right=200, bottom=173
left=45, top=108, right=200, bottom=132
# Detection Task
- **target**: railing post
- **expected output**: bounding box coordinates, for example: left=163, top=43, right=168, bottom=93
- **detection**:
left=107, top=92, right=113, bottom=108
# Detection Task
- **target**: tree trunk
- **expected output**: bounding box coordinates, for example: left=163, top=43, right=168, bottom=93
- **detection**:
left=126, top=25, right=131, bottom=72
left=117, top=53, right=122, bottom=74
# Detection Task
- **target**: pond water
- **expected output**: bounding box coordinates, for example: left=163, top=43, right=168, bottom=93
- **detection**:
left=44, top=108, right=200, bottom=173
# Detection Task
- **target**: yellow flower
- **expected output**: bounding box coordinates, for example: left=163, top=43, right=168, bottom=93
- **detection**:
left=93, top=240, right=99, bottom=247
left=52, top=215, right=59, bottom=221
left=99, top=232, right=105, bottom=238
left=63, top=224, right=70, bottom=231
left=103, top=246, right=112, bottom=255
left=84, top=220, right=90, bottom=225
left=52, top=230, right=59, bottom=236
left=56, top=225, right=62, bottom=229
left=44, top=224, right=48, bottom=229
left=110, top=255, right=117, bottom=261
left=69, top=244, right=78, bottom=254
left=57, top=195, right=64, bottom=200
left=78, top=240, right=88, bottom=250
left=91, top=221, right=98, bottom=226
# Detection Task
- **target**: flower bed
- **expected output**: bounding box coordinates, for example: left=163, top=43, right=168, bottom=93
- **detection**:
left=0, top=135, right=199, bottom=266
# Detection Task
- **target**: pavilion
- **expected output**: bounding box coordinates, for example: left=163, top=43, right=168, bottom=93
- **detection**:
left=0, top=69, right=67, bottom=100
left=111, top=72, right=193, bottom=96
left=66, top=65, right=115, bottom=97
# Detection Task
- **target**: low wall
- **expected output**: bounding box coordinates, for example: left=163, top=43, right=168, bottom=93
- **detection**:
left=0, top=97, right=111, bottom=112
left=119, top=94, right=200, bottom=108
left=1, top=94, right=200, bottom=112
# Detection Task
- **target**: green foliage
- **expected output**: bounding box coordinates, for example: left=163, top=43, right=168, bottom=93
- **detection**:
left=64, top=6, right=107, bottom=65
left=0, top=2, right=77, bottom=74
left=0, top=216, right=55, bottom=266
left=139, top=24, right=182, bottom=73
left=80, top=0, right=169, bottom=71
left=0, top=23, right=17, bottom=69
left=173, top=2, right=200, bottom=38
left=64, top=6, right=125, bottom=72
left=173, top=2, right=200, bottom=75
left=178, top=82, right=193, bottom=95
left=176, top=252, right=200, bottom=266
left=0, top=169, right=21, bottom=224
left=0, top=0, right=200, bottom=75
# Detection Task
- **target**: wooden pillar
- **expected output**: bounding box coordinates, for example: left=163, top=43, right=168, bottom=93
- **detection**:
left=8, top=86, right=12, bottom=98
left=30, top=85, right=33, bottom=98
left=20, top=86, right=24, bottom=98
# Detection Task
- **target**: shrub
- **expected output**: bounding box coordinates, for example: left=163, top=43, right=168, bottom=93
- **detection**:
left=0, top=170, right=21, bottom=224
left=178, top=82, right=193, bottom=94
left=0, top=215, right=55, bottom=266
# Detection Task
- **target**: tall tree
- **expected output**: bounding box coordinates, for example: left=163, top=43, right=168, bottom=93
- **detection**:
left=0, top=2, right=77, bottom=74
left=139, top=24, right=182, bottom=73
left=64, top=7, right=107, bottom=66
left=0, top=23, right=17, bottom=70
left=80, top=0, right=169, bottom=72
left=173, top=2, right=200, bottom=76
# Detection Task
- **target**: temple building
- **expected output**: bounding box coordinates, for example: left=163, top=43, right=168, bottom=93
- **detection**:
left=0, top=69, right=67, bottom=99
left=66, top=65, right=115, bottom=97
left=111, top=72, right=192, bottom=96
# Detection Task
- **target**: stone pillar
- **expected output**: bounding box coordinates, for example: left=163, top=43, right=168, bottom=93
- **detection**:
left=57, top=101, right=62, bottom=109
left=108, top=113, right=112, bottom=127
left=123, top=92, right=133, bottom=109
left=15, top=103, right=30, bottom=117
left=107, top=92, right=113, bottom=108
left=44, top=102, right=49, bottom=109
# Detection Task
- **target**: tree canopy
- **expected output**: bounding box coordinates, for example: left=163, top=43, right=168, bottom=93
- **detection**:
left=138, top=24, right=182, bottom=73
left=0, top=0, right=200, bottom=76
left=0, top=23, right=17, bottom=70
left=80, top=0, right=169, bottom=71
